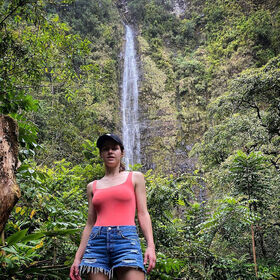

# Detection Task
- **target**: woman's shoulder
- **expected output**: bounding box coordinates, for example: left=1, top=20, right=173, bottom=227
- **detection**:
left=131, top=171, right=145, bottom=185
left=87, top=180, right=96, bottom=187
left=87, top=180, right=97, bottom=194
left=131, top=171, right=144, bottom=177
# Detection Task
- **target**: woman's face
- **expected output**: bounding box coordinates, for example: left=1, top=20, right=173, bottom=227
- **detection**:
left=100, top=140, right=124, bottom=167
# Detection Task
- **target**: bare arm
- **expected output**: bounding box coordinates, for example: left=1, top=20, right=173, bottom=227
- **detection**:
left=133, top=171, right=156, bottom=273
left=70, top=183, right=96, bottom=280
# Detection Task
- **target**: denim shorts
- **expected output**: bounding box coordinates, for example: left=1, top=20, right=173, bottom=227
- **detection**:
left=79, top=226, right=146, bottom=279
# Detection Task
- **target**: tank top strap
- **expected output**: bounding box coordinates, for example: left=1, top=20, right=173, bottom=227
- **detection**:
left=127, top=171, right=134, bottom=189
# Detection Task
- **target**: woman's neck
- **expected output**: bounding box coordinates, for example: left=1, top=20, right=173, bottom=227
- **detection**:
left=104, top=166, right=121, bottom=177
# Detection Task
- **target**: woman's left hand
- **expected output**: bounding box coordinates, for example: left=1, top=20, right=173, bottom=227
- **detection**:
left=144, top=246, right=156, bottom=273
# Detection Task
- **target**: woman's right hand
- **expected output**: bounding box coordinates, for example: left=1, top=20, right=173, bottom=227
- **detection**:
left=70, top=259, right=82, bottom=280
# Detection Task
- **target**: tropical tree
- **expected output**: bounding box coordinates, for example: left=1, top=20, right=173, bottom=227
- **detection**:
left=0, top=0, right=90, bottom=234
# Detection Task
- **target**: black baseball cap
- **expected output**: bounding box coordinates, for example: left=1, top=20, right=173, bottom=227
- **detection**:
left=96, top=133, right=124, bottom=150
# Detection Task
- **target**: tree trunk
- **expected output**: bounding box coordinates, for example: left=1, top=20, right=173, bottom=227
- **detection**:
left=251, top=224, right=258, bottom=278
left=0, top=114, right=21, bottom=235
left=256, top=226, right=267, bottom=258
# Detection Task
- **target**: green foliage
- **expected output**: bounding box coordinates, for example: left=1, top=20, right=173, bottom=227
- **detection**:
left=204, top=2, right=278, bottom=66
left=0, top=0, right=123, bottom=166
left=198, top=55, right=280, bottom=171
left=199, top=196, right=257, bottom=235
left=1, top=156, right=105, bottom=279
left=229, top=56, right=280, bottom=142
left=127, top=0, right=147, bottom=22
left=191, top=113, right=268, bottom=169
left=151, top=252, right=184, bottom=279
left=229, top=151, right=270, bottom=203
left=29, top=0, right=123, bottom=165
left=2, top=0, right=280, bottom=279
left=0, top=0, right=93, bottom=166
left=0, top=0, right=91, bottom=113
left=192, top=55, right=280, bottom=278
left=0, top=227, right=80, bottom=279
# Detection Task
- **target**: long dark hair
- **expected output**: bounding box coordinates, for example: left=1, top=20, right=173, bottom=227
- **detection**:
left=119, top=146, right=125, bottom=172
left=119, top=162, right=125, bottom=172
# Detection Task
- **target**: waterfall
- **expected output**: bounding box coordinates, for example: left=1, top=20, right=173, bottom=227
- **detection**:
left=121, top=25, right=140, bottom=169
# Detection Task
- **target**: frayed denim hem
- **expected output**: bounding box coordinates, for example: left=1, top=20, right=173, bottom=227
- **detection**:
left=79, top=265, right=146, bottom=280
left=79, top=265, right=112, bottom=279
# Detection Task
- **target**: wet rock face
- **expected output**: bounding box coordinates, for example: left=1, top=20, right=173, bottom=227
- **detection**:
left=137, top=36, right=196, bottom=174
left=171, top=0, right=188, bottom=17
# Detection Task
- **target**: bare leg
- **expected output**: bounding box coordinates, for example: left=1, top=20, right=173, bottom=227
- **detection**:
left=87, top=272, right=109, bottom=280
left=115, top=267, right=145, bottom=280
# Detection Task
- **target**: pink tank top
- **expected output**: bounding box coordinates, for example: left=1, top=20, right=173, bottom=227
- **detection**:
left=92, top=172, right=136, bottom=226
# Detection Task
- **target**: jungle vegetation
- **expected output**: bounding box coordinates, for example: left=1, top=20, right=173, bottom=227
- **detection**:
left=0, top=0, right=279, bottom=279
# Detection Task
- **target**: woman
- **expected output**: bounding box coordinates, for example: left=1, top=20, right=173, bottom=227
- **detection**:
left=70, top=133, right=156, bottom=280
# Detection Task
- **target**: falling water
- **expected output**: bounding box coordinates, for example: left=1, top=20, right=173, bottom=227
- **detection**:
left=122, top=25, right=140, bottom=169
